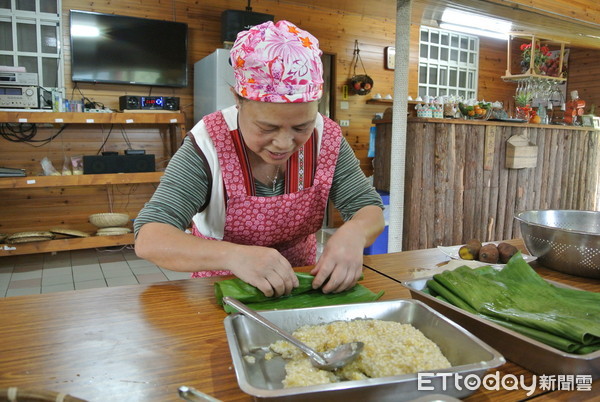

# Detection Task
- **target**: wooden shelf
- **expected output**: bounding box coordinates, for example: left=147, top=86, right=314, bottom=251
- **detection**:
left=367, top=99, right=427, bottom=106
left=503, top=33, right=567, bottom=82
left=0, top=111, right=185, bottom=124
left=501, top=72, right=566, bottom=83
left=0, top=172, right=163, bottom=189
left=366, top=99, right=394, bottom=105
left=0, top=234, right=134, bottom=256
left=0, top=111, right=181, bottom=257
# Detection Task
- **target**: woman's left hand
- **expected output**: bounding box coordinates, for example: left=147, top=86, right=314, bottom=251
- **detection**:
left=310, top=205, right=384, bottom=293
left=310, top=225, right=365, bottom=293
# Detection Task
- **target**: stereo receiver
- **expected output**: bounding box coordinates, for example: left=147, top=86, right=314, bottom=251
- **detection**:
left=119, top=95, right=179, bottom=111
left=0, top=85, right=39, bottom=108
left=0, top=71, right=38, bottom=86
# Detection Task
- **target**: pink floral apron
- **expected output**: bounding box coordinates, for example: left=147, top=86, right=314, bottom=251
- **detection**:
left=191, top=110, right=341, bottom=278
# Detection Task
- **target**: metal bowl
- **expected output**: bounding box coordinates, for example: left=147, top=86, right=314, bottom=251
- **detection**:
left=515, top=209, right=600, bottom=278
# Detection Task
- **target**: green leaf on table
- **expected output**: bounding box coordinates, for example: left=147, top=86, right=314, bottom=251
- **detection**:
left=426, top=252, right=600, bottom=354
left=214, top=272, right=384, bottom=313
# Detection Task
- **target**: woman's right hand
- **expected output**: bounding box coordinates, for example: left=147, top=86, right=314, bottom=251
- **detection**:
left=227, top=245, right=299, bottom=298
left=136, top=223, right=297, bottom=297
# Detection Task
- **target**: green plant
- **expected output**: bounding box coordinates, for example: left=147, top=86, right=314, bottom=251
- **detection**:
left=514, top=91, right=533, bottom=107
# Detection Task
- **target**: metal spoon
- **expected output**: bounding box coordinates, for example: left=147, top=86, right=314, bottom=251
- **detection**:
left=222, top=296, right=364, bottom=371
left=178, top=386, right=221, bottom=402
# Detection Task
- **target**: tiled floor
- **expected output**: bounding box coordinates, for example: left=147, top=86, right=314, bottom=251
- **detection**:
left=0, top=230, right=335, bottom=298
left=0, top=246, right=190, bottom=298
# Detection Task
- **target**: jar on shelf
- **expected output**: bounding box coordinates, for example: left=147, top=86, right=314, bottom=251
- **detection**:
left=515, top=105, right=532, bottom=121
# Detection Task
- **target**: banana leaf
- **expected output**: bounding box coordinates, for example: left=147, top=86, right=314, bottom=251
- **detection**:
left=214, top=273, right=384, bottom=313
left=428, top=281, right=596, bottom=353
left=214, top=272, right=316, bottom=305
left=427, top=252, right=600, bottom=354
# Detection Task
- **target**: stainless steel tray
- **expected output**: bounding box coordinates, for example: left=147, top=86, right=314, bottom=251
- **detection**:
left=402, top=277, right=600, bottom=379
left=223, top=299, right=504, bottom=401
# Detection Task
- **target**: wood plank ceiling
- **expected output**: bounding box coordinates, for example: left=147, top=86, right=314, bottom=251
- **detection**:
left=292, top=0, right=600, bottom=49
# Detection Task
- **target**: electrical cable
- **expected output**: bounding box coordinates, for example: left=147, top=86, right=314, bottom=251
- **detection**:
left=119, top=125, right=133, bottom=150
left=96, top=124, right=115, bottom=154
left=38, top=85, right=55, bottom=109
left=0, top=123, right=67, bottom=147
left=71, top=83, right=105, bottom=109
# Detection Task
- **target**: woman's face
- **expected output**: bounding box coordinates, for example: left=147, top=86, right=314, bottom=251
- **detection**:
left=236, top=97, right=318, bottom=165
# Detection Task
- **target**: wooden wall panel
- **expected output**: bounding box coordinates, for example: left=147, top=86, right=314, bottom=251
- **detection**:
left=0, top=121, right=167, bottom=234
left=57, top=1, right=599, bottom=182
left=566, top=47, right=600, bottom=110
left=397, top=120, right=600, bottom=250
left=1, top=183, right=158, bottom=234
left=1, top=0, right=598, bottom=237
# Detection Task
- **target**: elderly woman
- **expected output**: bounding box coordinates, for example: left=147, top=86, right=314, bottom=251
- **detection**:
left=134, top=20, right=384, bottom=298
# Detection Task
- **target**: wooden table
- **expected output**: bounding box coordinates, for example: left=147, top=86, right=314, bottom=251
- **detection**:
left=0, top=267, right=411, bottom=401
left=364, top=239, right=600, bottom=401
left=0, top=242, right=598, bottom=401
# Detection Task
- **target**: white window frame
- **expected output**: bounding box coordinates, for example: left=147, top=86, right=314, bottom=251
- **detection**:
left=0, top=0, right=63, bottom=92
left=418, top=26, right=479, bottom=100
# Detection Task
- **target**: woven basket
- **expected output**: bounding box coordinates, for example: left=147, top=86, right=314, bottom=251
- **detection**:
left=88, top=213, right=130, bottom=228
left=6, top=231, right=55, bottom=244
left=50, top=228, right=91, bottom=238
left=349, top=74, right=374, bottom=96
left=96, top=227, right=132, bottom=236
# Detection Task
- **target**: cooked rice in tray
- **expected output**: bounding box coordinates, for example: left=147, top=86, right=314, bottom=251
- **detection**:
left=268, top=319, right=452, bottom=388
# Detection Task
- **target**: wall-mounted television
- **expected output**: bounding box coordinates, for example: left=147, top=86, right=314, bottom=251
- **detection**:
left=69, top=10, right=188, bottom=88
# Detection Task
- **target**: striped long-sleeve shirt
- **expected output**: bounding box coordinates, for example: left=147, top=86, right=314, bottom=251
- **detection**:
left=134, top=131, right=383, bottom=236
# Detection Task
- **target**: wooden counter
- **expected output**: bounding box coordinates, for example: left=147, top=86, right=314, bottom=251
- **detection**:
left=0, top=268, right=411, bottom=402
left=1, top=246, right=597, bottom=401
left=373, top=117, right=600, bottom=250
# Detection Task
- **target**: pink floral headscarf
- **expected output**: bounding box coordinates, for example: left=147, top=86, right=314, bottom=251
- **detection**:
left=230, top=20, right=323, bottom=103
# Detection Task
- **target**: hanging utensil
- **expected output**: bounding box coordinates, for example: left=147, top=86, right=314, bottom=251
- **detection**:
left=349, top=40, right=374, bottom=96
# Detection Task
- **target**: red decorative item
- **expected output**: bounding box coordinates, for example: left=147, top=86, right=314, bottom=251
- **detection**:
left=564, top=91, right=586, bottom=125
left=348, top=40, right=373, bottom=96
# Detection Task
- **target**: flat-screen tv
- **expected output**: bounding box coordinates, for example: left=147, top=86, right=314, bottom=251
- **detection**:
left=69, top=10, right=188, bottom=88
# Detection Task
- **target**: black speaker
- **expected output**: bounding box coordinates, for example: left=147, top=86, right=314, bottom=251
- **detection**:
left=119, top=95, right=140, bottom=110
left=83, top=155, right=156, bottom=174
left=221, top=10, right=274, bottom=43
left=163, top=96, right=180, bottom=110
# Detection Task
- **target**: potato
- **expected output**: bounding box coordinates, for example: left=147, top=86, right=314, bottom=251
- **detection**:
left=459, top=239, right=482, bottom=260
left=459, top=245, right=477, bottom=260
left=497, top=242, right=518, bottom=264
left=479, top=244, right=499, bottom=264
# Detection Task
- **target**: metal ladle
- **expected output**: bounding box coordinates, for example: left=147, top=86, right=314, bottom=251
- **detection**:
left=222, top=296, right=364, bottom=371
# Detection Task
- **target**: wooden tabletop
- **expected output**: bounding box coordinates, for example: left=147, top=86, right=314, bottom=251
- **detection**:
left=0, top=242, right=598, bottom=401
left=364, top=239, right=600, bottom=401
left=363, top=239, right=600, bottom=292
left=0, top=267, right=411, bottom=401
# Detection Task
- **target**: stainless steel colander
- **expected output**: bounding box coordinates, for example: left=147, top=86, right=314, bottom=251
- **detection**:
left=515, top=210, right=600, bottom=279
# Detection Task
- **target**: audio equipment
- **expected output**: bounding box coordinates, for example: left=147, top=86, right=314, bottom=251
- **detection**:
left=221, top=10, right=274, bottom=43
left=119, top=95, right=179, bottom=111
left=0, top=85, right=39, bottom=108
left=124, top=149, right=146, bottom=155
left=83, top=155, right=155, bottom=174
left=0, top=71, right=38, bottom=86
left=0, top=72, right=40, bottom=108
